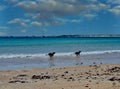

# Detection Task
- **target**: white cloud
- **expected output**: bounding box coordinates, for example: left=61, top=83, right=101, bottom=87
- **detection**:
left=21, top=22, right=27, bottom=28
left=109, top=9, right=120, bottom=16
left=55, top=18, right=81, bottom=24
left=114, top=5, right=120, bottom=9
left=70, top=19, right=81, bottom=23
left=0, top=5, right=6, bottom=11
left=31, top=21, right=42, bottom=27
left=16, top=1, right=110, bottom=18
left=0, top=32, right=6, bottom=36
left=0, top=27, right=9, bottom=30
left=5, top=0, right=120, bottom=27
left=22, top=19, right=30, bottom=23
left=109, top=5, right=120, bottom=16
left=16, top=1, right=38, bottom=11
left=8, top=18, right=21, bottom=24
left=107, top=0, right=120, bottom=4
left=87, top=3, right=110, bottom=11
left=16, top=1, right=87, bottom=17
left=107, top=0, right=120, bottom=16
left=8, top=18, right=29, bottom=28
left=21, top=29, right=26, bottom=33
left=5, top=0, right=19, bottom=4
left=84, top=14, right=97, bottom=19
left=13, top=0, right=88, bottom=26
left=98, top=3, right=110, bottom=10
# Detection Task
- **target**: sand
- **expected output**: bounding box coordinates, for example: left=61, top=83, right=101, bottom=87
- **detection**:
left=0, top=64, right=120, bottom=89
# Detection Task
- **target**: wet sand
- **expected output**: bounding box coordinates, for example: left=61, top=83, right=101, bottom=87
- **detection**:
left=1, top=52, right=120, bottom=70
left=0, top=64, right=120, bottom=89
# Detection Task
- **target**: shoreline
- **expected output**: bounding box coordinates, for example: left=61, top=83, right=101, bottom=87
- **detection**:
left=0, top=51, right=120, bottom=70
left=0, top=64, right=120, bottom=89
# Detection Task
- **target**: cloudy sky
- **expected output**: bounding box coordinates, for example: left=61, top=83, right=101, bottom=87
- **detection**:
left=0, top=0, right=120, bottom=36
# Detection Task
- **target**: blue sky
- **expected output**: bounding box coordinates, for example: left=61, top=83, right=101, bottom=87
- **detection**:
left=0, top=0, right=120, bottom=36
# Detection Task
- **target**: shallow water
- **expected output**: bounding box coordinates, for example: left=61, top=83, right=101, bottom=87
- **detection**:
left=0, top=52, right=120, bottom=70
left=0, top=37, right=120, bottom=70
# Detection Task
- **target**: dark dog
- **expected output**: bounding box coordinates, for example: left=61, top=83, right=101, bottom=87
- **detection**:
left=48, top=52, right=55, bottom=57
left=75, top=51, right=81, bottom=56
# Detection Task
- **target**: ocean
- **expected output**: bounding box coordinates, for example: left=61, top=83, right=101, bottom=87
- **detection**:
left=0, top=37, right=120, bottom=70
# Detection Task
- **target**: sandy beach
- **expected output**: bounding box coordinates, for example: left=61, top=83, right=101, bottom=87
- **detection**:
left=0, top=64, right=120, bottom=89
left=1, top=0, right=120, bottom=88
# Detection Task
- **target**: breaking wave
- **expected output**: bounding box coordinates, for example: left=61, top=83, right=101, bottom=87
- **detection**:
left=0, top=50, right=120, bottom=59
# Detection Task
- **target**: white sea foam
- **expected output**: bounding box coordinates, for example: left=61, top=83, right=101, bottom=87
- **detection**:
left=0, top=50, right=120, bottom=59
left=0, top=53, right=47, bottom=59
left=82, top=50, right=120, bottom=55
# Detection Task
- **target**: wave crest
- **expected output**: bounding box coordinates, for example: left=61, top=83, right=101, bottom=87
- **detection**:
left=0, top=50, right=120, bottom=59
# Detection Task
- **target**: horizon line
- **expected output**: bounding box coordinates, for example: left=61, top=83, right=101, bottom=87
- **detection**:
left=0, top=34, right=120, bottom=38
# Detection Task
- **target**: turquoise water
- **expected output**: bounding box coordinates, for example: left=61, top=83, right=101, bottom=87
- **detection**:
left=0, top=37, right=120, bottom=54
left=0, top=37, right=120, bottom=70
